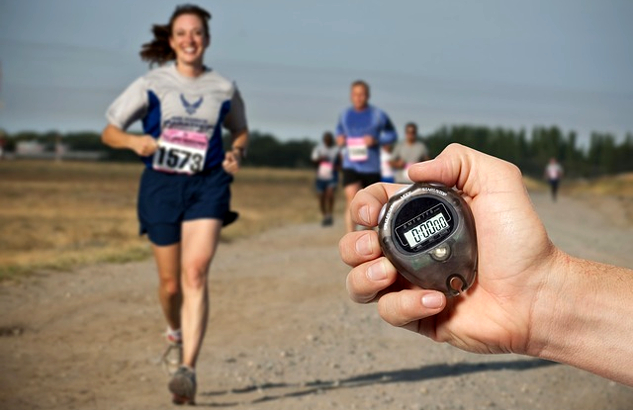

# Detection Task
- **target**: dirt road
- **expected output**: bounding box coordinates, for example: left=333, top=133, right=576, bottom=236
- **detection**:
left=1, top=192, right=632, bottom=410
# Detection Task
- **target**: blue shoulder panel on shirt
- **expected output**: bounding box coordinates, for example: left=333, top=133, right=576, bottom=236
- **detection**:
left=141, top=91, right=161, bottom=167
left=143, top=91, right=162, bottom=138
left=205, top=99, right=232, bottom=168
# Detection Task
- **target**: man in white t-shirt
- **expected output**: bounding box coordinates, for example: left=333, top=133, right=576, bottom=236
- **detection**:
left=391, top=122, right=430, bottom=183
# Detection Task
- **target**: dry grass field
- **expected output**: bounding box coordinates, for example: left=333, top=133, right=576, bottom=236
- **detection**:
left=0, top=160, right=341, bottom=280
left=564, top=173, right=633, bottom=225
left=1, top=159, right=630, bottom=280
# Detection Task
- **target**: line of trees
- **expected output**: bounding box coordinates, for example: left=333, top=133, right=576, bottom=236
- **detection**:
left=425, top=126, right=633, bottom=178
left=2, top=126, right=631, bottom=178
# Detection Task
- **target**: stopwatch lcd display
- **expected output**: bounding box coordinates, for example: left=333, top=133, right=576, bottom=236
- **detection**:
left=394, top=199, right=455, bottom=253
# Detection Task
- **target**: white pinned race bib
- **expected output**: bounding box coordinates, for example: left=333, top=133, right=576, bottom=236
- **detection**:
left=317, top=161, right=334, bottom=180
left=153, top=129, right=208, bottom=174
left=347, top=137, right=368, bottom=162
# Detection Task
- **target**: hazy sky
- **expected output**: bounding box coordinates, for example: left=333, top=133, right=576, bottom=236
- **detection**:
left=1, top=0, right=632, bottom=145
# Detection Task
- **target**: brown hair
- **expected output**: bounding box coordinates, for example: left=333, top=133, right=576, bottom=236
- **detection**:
left=139, top=4, right=212, bottom=66
left=351, top=80, right=370, bottom=97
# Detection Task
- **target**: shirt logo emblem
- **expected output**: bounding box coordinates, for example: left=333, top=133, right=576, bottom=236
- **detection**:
left=180, top=94, right=204, bottom=115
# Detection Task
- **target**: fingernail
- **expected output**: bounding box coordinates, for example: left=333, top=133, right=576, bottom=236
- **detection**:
left=367, top=261, right=387, bottom=281
left=359, top=205, right=370, bottom=225
left=421, top=293, right=443, bottom=309
left=355, top=233, right=373, bottom=256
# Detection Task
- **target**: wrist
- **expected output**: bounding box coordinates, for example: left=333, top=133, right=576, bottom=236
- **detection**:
left=527, top=250, right=624, bottom=363
left=527, top=249, right=633, bottom=386
left=524, top=248, right=574, bottom=358
left=231, top=146, right=247, bottom=160
left=129, top=135, right=144, bottom=152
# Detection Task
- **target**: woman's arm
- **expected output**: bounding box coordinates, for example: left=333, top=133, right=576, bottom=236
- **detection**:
left=222, top=128, right=248, bottom=175
left=101, top=124, right=157, bottom=156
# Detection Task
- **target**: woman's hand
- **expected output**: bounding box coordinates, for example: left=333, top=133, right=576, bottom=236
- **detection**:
left=101, top=125, right=158, bottom=157
left=222, top=149, right=242, bottom=175
left=131, top=135, right=159, bottom=157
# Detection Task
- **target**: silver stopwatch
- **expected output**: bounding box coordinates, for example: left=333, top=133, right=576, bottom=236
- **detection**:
left=378, top=182, right=478, bottom=296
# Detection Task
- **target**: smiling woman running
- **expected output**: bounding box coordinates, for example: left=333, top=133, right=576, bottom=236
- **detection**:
left=101, top=4, right=248, bottom=405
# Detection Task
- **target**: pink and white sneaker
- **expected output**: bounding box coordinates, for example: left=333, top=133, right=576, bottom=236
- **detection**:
left=161, top=328, right=182, bottom=376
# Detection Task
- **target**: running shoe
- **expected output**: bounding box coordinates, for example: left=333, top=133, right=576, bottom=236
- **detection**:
left=161, top=330, right=182, bottom=376
left=321, top=215, right=333, bottom=227
left=169, top=366, right=197, bottom=405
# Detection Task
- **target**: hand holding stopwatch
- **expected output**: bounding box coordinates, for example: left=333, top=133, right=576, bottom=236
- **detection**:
left=378, top=183, right=478, bottom=296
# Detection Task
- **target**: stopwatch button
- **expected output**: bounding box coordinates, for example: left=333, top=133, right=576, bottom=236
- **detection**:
left=378, top=203, right=388, bottom=224
left=431, top=244, right=451, bottom=261
left=394, top=185, right=411, bottom=196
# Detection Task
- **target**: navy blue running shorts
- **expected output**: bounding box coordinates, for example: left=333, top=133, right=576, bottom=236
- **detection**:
left=137, top=166, right=233, bottom=246
left=315, top=178, right=338, bottom=193
left=342, top=169, right=381, bottom=188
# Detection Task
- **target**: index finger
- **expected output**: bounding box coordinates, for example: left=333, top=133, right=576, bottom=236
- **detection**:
left=349, top=183, right=410, bottom=227
left=407, top=143, right=526, bottom=198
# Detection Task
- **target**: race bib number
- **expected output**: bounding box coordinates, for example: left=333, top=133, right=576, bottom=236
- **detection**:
left=153, top=129, right=208, bottom=174
left=317, top=161, right=334, bottom=180
left=347, top=137, right=368, bottom=162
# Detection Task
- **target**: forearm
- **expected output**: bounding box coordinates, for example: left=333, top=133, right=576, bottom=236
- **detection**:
left=101, top=124, right=136, bottom=150
left=529, top=251, right=633, bottom=386
left=390, top=159, right=405, bottom=169
left=230, top=129, right=248, bottom=152
left=221, top=129, right=248, bottom=174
